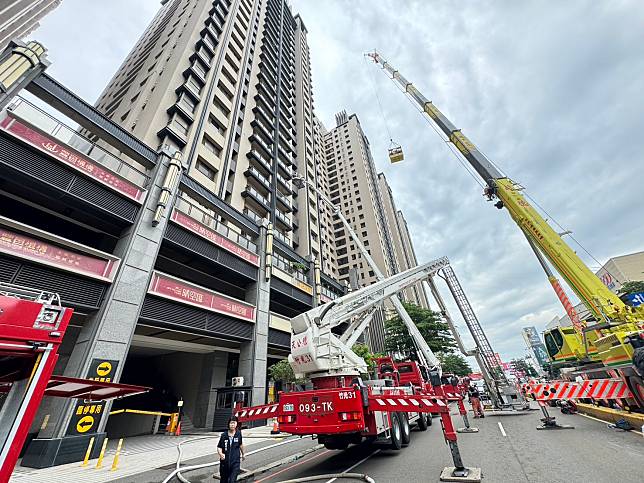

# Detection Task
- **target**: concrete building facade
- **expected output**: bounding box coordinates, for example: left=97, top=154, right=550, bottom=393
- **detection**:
left=0, top=0, right=61, bottom=49
left=377, top=172, right=429, bottom=309
left=0, top=0, right=348, bottom=468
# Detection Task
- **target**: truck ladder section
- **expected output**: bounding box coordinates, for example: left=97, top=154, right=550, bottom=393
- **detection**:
left=440, top=267, right=525, bottom=409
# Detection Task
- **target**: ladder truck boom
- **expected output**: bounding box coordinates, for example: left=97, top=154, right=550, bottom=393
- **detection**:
left=368, top=51, right=644, bottom=408
left=289, top=257, right=449, bottom=380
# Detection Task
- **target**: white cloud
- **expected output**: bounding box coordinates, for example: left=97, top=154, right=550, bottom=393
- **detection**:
left=31, top=1, right=644, bottom=363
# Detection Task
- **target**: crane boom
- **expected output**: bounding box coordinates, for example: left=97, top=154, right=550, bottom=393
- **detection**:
left=367, top=50, right=642, bottom=329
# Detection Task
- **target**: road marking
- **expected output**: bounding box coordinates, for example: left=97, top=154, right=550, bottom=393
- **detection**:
left=254, top=449, right=330, bottom=482
left=498, top=421, right=507, bottom=437
left=326, top=448, right=381, bottom=483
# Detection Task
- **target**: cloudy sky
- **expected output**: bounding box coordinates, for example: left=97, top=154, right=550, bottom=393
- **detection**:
left=33, top=1, right=644, bottom=361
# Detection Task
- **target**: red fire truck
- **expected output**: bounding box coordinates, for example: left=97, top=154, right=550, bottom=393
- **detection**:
left=0, top=283, right=148, bottom=480
left=235, top=258, right=480, bottom=480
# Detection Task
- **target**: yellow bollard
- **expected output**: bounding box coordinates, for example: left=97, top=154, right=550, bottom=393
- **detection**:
left=81, top=436, right=95, bottom=467
left=110, top=438, right=124, bottom=472
left=95, top=437, right=109, bottom=469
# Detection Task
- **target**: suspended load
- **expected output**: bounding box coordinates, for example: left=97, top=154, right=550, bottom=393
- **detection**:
left=388, top=141, right=404, bottom=163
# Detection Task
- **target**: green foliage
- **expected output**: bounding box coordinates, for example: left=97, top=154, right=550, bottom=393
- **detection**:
left=511, top=358, right=538, bottom=378
left=438, top=353, right=473, bottom=376
left=351, top=343, right=382, bottom=372
left=291, top=262, right=308, bottom=273
left=384, top=302, right=456, bottom=359
left=268, top=359, right=296, bottom=384
left=617, top=280, right=644, bottom=296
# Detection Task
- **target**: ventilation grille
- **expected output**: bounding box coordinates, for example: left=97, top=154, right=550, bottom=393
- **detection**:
left=271, top=278, right=313, bottom=305
left=140, top=295, right=253, bottom=340
left=268, top=328, right=290, bottom=348
left=0, top=255, right=107, bottom=309
left=165, top=224, right=258, bottom=279
left=0, top=133, right=139, bottom=222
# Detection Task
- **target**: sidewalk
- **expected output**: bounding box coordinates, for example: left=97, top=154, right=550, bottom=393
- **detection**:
left=11, top=424, right=284, bottom=483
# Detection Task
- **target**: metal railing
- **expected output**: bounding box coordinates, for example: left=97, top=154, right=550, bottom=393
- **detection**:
left=6, top=97, right=149, bottom=188
left=174, top=196, right=258, bottom=253
left=272, top=253, right=308, bottom=284
left=244, top=185, right=270, bottom=207
left=320, top=286, right=339, bottom=300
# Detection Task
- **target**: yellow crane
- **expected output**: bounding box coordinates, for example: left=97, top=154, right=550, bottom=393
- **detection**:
left=367, top=50, right=644, bottom=407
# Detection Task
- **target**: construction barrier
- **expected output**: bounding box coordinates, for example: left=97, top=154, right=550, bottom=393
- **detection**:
left=525, top=379, right=633, bottom=401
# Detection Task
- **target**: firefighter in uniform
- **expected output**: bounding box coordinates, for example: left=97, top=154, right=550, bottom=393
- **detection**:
left=216, top=416, right=245, bottom=482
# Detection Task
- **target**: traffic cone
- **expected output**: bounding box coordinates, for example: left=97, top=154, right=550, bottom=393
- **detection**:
left=270, top=418, right=280, bottom=434
left=175, top=421, right=182, bottom=436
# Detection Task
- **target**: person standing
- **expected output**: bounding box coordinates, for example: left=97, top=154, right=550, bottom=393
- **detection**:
left=468, top=384, right=485, bottom=418
left=216, top=416, right=245, bottom=482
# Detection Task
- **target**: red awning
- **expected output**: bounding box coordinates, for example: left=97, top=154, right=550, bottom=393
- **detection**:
left=43, top=375, right=150, bottom=400
left=0, top=376, right=150, bottom=401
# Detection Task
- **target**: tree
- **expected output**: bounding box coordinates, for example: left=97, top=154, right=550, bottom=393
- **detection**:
left=384, top=302, right=456, bottom=359
left=617, top=281, right=644, bottom=296
left=268, top=359, right=296, bottom=384
left=511, top=358, right=538, bottom=378
left=351, top=343, right=382, bottom=373
left=438, top=353, right=472, bottom=376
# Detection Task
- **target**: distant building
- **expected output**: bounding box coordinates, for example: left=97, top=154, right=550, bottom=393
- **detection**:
left=521, top=326, right=548, bottom=374
left=0, top=0, right=62, bottom=49
left=595, top=250, right=644, bottom=293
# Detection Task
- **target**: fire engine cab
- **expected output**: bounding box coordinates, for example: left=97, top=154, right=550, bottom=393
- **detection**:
left=0, top=283, right=148, bottom=480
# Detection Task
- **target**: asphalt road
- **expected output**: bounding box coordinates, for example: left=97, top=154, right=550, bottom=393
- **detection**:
left=122, top=405, right=644, bottom=483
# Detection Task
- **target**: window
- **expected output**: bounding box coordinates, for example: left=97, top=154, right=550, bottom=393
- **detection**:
left=208, top=115, right=226, bottom=136
left=202, top=136, right=222, bottom=156
left=172, top=116, right=189, bottom=135
left=187, top=76, right=203, bottom=94
left=180, top=94, right=196, bottom=113
left=196, top=159, right=216, bottom=180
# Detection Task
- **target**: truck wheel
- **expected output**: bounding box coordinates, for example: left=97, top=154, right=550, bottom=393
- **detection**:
left=417, top=412, right=428, bottom=431
left=389, top=412, right=402, bottom=450
left=427, top=414, right=433, bottom=426
left=399, top=413, right=411, bottom=446
left=627, top=375, right=644, bottom=408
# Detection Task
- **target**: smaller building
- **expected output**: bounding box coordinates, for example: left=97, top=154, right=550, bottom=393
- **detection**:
left=595, top=250, right=644, bottom=294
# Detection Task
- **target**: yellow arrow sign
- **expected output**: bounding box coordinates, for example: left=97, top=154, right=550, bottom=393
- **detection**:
left=77, top=415, right=95, bottom=433
left=96, top=362, right=112, bottom=377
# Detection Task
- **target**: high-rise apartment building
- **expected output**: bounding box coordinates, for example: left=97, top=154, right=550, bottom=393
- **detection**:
left=378, top=172, right=429, bottom=308
left=0, top=0, right=61, bottom=49
left=92, top=0, right=338, bottom=286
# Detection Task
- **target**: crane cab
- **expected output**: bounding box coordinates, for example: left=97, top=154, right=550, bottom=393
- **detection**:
left=388, top=145, right=404, bottom=163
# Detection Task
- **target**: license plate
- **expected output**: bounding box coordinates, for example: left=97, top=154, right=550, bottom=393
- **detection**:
left=298, top=396, right=334, bottom=415
left=282, top=403, right=294, bottom=412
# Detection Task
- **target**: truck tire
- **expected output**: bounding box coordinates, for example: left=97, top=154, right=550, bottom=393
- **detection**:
left=427, top=414, right=433, bottom=426
left=417, top=412, right=428, bottom=431
left=627, top=375, right=644, bottom=408
left=399, top=413, right=411, bottom=446
left=389, top=412, right=402, bottom=450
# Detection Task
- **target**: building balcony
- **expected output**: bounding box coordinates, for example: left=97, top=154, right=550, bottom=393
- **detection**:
left=252, top=105, right=274, bottom=127
left=250, top=118, right=274, bottom=145
left=273, top=229, right=289, bottom=245
left=244, top=165, right=271, bottom=191
left=249, top=133, right=272, bottom=158
left=242, top=184, right=271, bottom=212
left=246, top=149, right=272, bottom=175
left=275, top=191, right=292, bottom=212
left=243, top=207, right=265, bottom=225
left=258, top=67, right=277, bottom=88
left=277, top=157, right=291, bottom=178
left=291, top=197, right=298, bottom=212
left=276, top=172, right=292, bottom=194
left=173, top=196, right=259, bottom=255
left=275, top=209, right=292, bottom=231
left=254, top=91, right=276, bottom=114
left=2, top=97, right=149, bottom=201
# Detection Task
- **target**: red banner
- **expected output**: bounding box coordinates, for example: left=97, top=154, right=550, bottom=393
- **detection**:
left=0, top=227, right=117, bottom=281
left=171, top=209, right=260, bottom=266
left=1, top=117, right=144, bottom=202
left=148, top=272, right=255, bottom=322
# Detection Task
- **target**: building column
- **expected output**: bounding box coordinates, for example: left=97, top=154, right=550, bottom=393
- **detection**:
left=239, top=222, right=270, bottom=407
left=0, top=40, right=49, bottom=110
left=21, top=148, right=184, bottom=468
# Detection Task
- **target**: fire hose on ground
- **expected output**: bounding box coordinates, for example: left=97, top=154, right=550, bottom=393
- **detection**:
left=163, top=435, right=375, bottom=483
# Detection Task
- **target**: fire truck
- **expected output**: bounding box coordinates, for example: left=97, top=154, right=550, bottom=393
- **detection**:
left=236, top=258, right=480, bottom=480
left=0, top=283, right=148, bottom=479
left=367, top=50, right=644, bottom=410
